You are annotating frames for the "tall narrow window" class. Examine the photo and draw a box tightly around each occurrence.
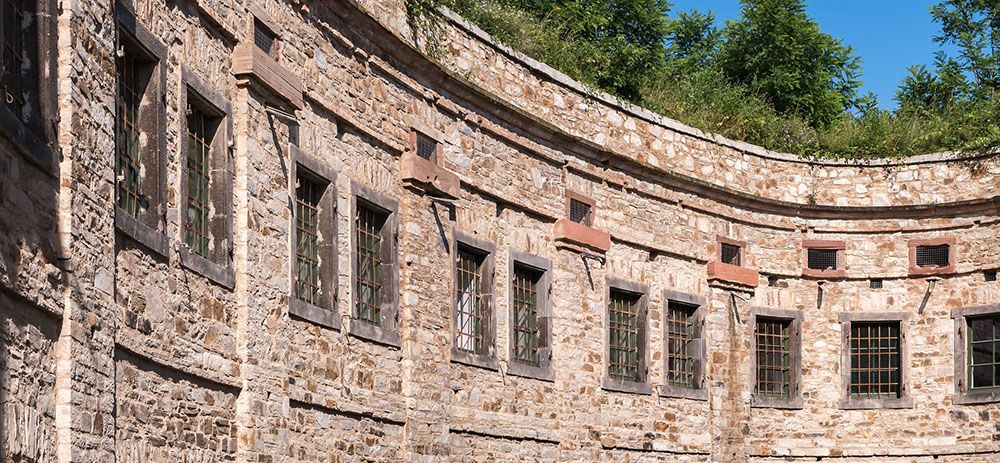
[116,50,144,219]
[665,302,697,388]
[294,175,323,305]
[968,315,1000,392]
[355,201,387,326]
[455,247,488,354]
[755,318,792,399]
[511,264,542,366]
[849,322,901,400]
[608,289,642,382]
[185,105,215,258]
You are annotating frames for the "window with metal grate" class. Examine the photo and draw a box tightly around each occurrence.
[915,244,950,268]
[869,279,883,289]
[415,132,438,161]
[807,248,838,270]
[569,198,592,226]
[849,322,902,400]
[665,301,697,388]
[986,270,997,282]
[254,19,277,57]
[355,201,388,326]
[721,243,741,266]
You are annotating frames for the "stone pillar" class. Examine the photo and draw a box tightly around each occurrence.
[707,282,754,463]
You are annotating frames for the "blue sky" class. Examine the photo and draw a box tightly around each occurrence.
[667,0,953,109]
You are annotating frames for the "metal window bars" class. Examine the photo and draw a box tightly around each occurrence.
[968,315,1000,391]
[569,198,592,226]
[915,244,950,267]
[849,322,901,399]
[755,317,792,399]
[116,49,143,219]
[455,248,487,354]
[807,248,838,270]
[608,290,641,382]
[295,175,324,305]
[415,132,438,161]
[665,302,696,388]
[185,106,212,257]
[355,203,385,326]
[253,19,277,56]
[2,0,24,115]
[511,265,541,366]
[721,243,741,266]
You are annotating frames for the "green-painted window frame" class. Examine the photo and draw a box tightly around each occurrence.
[968,314,1000,394]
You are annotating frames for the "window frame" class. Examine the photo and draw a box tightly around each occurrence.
[409,123,444,165]
[717,236,745,267]
[952,303,1000,405]
[0,0,57,173]
[348,181,399,347]
[838,312,913,410]
[602,277,650,395]
[287,146,338,330]
[248,4,282,60]
[659,289,708,400]
[506,250,553,381]
[177,66,234,289]
[908,236,957,276]
[450,230,497,370]
[801,239,846,279]
[114,2,169,257]
[565,190,596,227]
[750,307,803,409]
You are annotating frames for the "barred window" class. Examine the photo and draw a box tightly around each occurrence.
[511,264,542,366]
[294,175,324,305]
[569,198,592,226]
[355,201,387,326]
[253,19,277,56]
[415,132,438,161]
[915,244,950,268]
[755,318,793,399]
[608,289,642,382]
[2,0,25,115]
[116,50,143,219]
[665,301,697,388]
[455,247,489,354]
[721,242,741,266]
[184,104,216,258]
[807,248,839,270]
[849,322,902,400]
[969,315,1000,392]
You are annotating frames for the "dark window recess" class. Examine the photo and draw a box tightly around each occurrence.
[608,289,641,382]
[2,0,26,115]
[569,198,592,226]
[968,315,1000,392]
[355,201,387,326]
[985,270,997,282]
[415,132,438,161]
[455,247,489,355]
[253,19,277,56]
[184,103,220,258]
[721,243,741,266]
[116,47,146,219]
[755,318,793,399]
[511,264,542,366]
[915,244,950,268]
[294,175,324,305]
[849,322,901,400]
[807,248,838,270]
[869,279,883,290]
[665,301,697,388]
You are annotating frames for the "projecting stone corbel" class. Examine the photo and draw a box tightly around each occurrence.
[706,236,759,287]
[399,124,460,198]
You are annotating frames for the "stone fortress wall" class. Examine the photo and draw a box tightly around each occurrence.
[0,0,998,461]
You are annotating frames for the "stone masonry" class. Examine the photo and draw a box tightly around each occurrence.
[1,0,999,462]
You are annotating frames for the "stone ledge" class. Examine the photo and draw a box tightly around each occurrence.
[400,152,460,198]
[232,42,303,109]
[553,219,611,253]
[707,261,759,287]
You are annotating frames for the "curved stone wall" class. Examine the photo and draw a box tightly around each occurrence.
[0,0,997,462]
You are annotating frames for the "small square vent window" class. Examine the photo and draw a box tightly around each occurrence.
[569,198,592,226]
[869,279,883,289]
[915,244,950,268]
[986,270,997,282]
[721,243,741,266]
[807,248,838,271]
[415,132,438,161]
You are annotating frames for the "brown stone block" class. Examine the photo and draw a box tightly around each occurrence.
[553,218,611,252]
[232,43,304,109]
[707,261,759,287]
[399,153,460,199]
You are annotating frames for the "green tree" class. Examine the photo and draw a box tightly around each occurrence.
[896,55,970,113]
[663,10,722,75]
[718,0,863,127]
[928,0,999,98]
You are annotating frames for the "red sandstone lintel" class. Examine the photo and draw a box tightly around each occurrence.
[400,153,460,199]
[707,261,759,287]
[232,43,304,109]
[553,218,611,253]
